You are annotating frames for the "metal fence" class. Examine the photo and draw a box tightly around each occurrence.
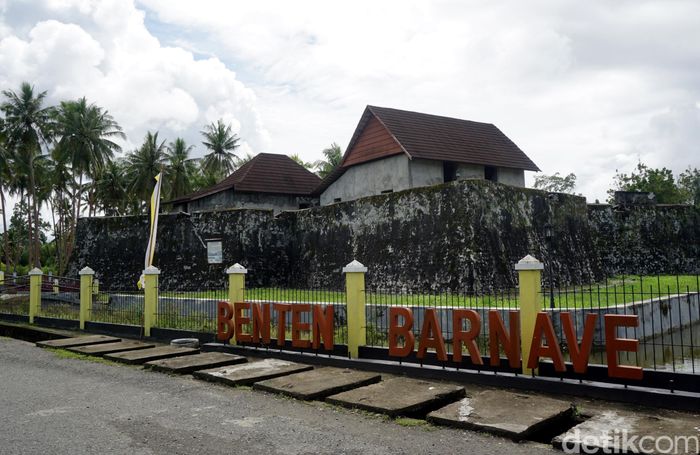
[90,285,145,326]
[154,288,226,332]
[0,275,30,315]
[544,273,700,374]
[245,286,348,349]
[38,275,81,320]
[364,287,520,358]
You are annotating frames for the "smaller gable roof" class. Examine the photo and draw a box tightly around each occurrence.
[168,153,321,204]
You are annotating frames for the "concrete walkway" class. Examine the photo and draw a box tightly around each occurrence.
[28,334,700,453]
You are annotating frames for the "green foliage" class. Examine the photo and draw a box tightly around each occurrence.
[678,167,700,207]
[533,172,577,193]
[289,153,314,169]
[200,119,240,181]
[609,162,685,204]
[314,142,342,178]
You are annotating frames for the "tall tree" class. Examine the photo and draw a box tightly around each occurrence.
[533,172,577,194]
[678,167,700,207]
[0,118,10,271]
[609,162,685,204]
[165,138,197,199]
[289,153,314,169]
[200,119,239,181]
[314,142,343,178]
[1,82,54,267]
[125,131,167,211]
[94,159,128,216]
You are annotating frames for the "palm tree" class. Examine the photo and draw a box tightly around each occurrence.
[54,97,125,219]
[289,153,314,169]
[1,82,54,266]
[125,131,167,211]
[314,142,343,178]
[165,138,197,199]
[0,118,11,272]
[94,159,128,216]
[200,119,240,181]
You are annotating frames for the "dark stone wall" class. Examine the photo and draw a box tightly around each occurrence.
[67,180,699,291]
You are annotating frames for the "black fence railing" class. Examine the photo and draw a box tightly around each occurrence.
[244,287,348,350]
[155,288,226,333]
[39,275,81,320]
[0,275,30,315]
[364,288,520,359]
[90,286,145,326]
[544,273,700,374]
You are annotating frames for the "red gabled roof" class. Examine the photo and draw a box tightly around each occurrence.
[168,153,321,204]
[314,105,540,195]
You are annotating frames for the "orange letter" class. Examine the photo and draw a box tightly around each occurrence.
[453,309,483,364]
[251,303,271,345]
[605,314,643,380]
[216,301,234,341]
[291,304,311,348]
[527,312,565,372]
[274,303,291,347]
[488,310,521,368]
[561,312,597,374]
[234,301,252,343]
[388,307,415,357]
[312,305,335,351]
[417,309,447,361]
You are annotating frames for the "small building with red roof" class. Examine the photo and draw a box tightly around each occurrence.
[167,153,321,213]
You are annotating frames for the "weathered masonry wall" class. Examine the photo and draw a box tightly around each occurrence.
[68,180,700,291]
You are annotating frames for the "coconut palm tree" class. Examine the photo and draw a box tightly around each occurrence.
[200,119,239,181]
[314,142,343,178]
[0,119,11,272]
[165,138,197,199]
[94,159,128,216]
[1,82,54,266]
[125,131,167,211]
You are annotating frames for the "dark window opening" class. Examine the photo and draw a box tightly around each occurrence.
[381,189,393,194]
[443,161,458,183]
[485,166,498,182]
[298,203,311,209]
[333,198,342,203]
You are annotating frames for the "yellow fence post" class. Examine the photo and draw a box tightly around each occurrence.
[79,267,95,330]
[344,260,367,359]
[515,254,544,375]
[143,266,160,337]
[28,267,43,324]
[0,270,4,286]
[93,278,99,296]
[226,263,247,346]
[53,279,59,295]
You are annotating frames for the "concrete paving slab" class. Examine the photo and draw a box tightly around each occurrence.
[145,352,247,374]
[253,368,382,400]
[194,358,314,387]
[36,335,120,348]
[66,340,154,356]
[326,377,465,418]
[427,389,575,440]
[104,346,200,365]
[553,410,700,454]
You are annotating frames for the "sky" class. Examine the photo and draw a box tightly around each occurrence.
[0,0,699,204]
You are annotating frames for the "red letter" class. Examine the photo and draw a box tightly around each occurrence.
[605,314,643,380]
[274,303,291,347]
[561,312,597,374]
[417,309,447,361]
[234,301,252,343]
[488,310,521,368]
[527,312,565,372]
[217,301,234,342]
[251,303,271,345]
[453,309,483,364]
[312,305,334,351]
[388,307,415,357]
[291,304,311,348]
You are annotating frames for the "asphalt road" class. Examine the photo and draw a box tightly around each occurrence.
[0,337,556,455]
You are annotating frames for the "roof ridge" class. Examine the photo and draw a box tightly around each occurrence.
[368,105,495,127]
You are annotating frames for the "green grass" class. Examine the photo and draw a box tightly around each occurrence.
[46,347,121,366]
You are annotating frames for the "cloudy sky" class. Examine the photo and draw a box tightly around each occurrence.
[1,0,698,202]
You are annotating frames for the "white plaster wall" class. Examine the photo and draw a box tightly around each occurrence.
[497,167,525,187]
[320,154,411,205]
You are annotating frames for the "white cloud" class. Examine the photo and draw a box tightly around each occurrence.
[0,0,698,204]
[0,0,269,156]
